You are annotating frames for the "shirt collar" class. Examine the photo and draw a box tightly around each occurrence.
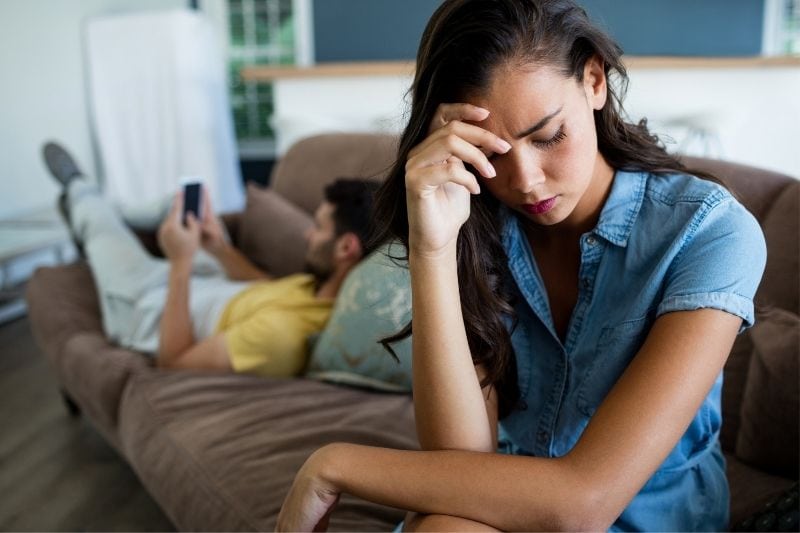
[592,169,648,247]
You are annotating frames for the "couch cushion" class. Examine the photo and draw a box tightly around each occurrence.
[307,241,413,391]
[269,133,396,215]
[118,372,417,532]
[758,181,800,314]
[239,183,313,277]
[721,331,755,452]
[726,453,797,527]
[736,308,800,478]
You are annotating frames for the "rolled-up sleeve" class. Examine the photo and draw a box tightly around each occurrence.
[657,197,767,331]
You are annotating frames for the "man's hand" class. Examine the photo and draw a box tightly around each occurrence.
[199,187,229,255]
[158,192,201,263]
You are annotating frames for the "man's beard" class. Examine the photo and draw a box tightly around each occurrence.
[303,239,335,285]
[303,260,333,286]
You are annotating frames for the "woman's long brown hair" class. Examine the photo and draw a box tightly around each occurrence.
[372,0,712,418]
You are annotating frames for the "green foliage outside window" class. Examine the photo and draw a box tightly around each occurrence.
[786,0,800,54]
[227,0,295,142]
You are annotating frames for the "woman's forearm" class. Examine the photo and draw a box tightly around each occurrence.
[409,246,494,451]
[157,259,195,366]
[319,443,602,531]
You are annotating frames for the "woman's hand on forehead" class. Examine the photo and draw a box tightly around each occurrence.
[403,102,513,255]
[408,103,512,177]
[427,103,491,134]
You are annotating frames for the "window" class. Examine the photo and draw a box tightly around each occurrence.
[763,0,800,55]
[785,0,800,53]
[226,0,311,156]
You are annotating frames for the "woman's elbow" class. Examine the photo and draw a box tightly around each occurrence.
[553,482,618,531]
[536,463,619,531]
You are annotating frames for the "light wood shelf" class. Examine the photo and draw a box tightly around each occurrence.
[241,56,800,81]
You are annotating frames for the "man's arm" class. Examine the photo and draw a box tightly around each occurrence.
[161,332,232,370]
[157,257,195,366]
[155,256,233,369]
[207,241,272,281]
[199,188,272,281]
[155,192,232,370]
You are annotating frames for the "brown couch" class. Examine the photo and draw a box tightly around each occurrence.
[26,133,798,531]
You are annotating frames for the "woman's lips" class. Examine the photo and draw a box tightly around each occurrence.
[522,196,558,215]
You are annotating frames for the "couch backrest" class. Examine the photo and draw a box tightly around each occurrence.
[268,133,399,215]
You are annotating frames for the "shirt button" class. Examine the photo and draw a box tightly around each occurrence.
[537,430,549,443]
[586,236,597,246]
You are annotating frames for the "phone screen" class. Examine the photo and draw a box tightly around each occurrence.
[182,182,201,226]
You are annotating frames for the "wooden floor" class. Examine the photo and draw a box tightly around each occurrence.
[0,315,175,532]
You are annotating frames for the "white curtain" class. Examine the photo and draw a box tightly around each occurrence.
[85,9,244,214]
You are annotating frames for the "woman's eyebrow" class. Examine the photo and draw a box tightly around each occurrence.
[513,106,563,139]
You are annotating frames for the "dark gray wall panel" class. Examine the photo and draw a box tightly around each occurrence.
[579,0,764,56]
[313,0,440,62]
[313,0,764,62]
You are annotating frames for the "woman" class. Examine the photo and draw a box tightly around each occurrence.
[277,0,766,530]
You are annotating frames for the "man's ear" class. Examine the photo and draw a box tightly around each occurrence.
[336,232,364,262]
[583,54,607,111]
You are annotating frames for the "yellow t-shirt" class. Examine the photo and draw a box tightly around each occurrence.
[215,273,333,377]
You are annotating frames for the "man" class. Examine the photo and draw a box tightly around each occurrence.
[42,142,378,377]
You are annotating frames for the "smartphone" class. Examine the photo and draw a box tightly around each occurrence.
[182,181,202,226]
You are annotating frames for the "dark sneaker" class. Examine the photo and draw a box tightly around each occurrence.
[42,142,84,187]
[58,191,85,258]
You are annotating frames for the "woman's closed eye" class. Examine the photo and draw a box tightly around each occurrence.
[486,126,567,161]
[533,126,567,149]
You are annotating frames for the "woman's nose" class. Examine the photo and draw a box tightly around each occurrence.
[505,153,545,194]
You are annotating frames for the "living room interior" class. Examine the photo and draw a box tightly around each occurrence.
[1,0,798,531]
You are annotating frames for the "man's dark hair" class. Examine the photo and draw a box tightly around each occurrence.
[324,178,381,256]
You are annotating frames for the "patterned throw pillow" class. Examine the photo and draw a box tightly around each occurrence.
[306,242,412,391]
[732,482,799,532]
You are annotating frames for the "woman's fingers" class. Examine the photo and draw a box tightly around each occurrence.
[407,158,481,195]
[407,129,503,179]
[427,103,490,134]
[409,121,511,171]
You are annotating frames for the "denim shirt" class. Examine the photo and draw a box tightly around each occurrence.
[497,170,766,531]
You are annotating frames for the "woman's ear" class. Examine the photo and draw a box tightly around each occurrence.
[583,55,608,111]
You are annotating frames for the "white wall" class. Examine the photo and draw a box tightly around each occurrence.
[624,67,800,178]
[0,0,185,220]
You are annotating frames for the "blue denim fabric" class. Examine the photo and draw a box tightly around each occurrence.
[497,170,766,531]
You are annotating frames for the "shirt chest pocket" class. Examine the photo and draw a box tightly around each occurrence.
[576,315,652,417]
